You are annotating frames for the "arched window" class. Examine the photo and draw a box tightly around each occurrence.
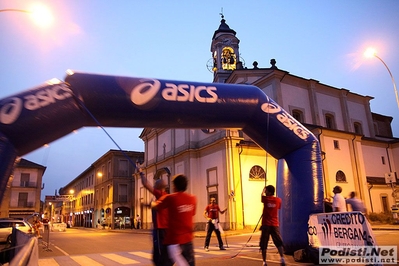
[292,109,304,123]
[354,122,363,135]
[249,165,266,180]
[335,170,346,182]
[325,114,336,129]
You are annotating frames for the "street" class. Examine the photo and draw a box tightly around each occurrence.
[1,227,398,265]
[36,227,399,265]
[36,228,295,266]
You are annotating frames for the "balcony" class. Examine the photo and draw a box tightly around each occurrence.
[18,181,37,188]
[9,202,35,208]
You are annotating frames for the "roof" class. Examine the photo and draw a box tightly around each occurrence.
[16,158,46,170]
[367,176,398,185]
[212,17,236,39]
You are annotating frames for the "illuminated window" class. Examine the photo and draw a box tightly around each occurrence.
[249,165,266,180]
[221,47,236,70]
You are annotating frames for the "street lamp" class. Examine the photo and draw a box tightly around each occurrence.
[0,4,53,27]
[364,48,399,110]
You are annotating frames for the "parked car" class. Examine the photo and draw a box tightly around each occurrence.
[0,218,33,243]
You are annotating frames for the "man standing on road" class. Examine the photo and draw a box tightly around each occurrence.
[260,185,285,266]
[332,186,347,212]
[203,197,227,251]
[139,169,173,266]
[152,174,197,266]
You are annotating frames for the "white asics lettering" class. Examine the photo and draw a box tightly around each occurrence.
[0,84,72,125]
[162,83,218,103]
[261,102,310,140]
[130,79,218,106]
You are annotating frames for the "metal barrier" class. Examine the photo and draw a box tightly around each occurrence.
[0,228,38,266]
[9,236,38,266]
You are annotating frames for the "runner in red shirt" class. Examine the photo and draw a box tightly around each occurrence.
[203,198,227,251]
[260,185,285,266]
[140,168,173,266]
[152,174,197,266]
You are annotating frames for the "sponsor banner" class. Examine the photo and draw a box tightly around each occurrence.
[319,245,397,265]
[308,211,377,247]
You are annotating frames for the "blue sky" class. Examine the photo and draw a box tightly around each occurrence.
[1,0,398,199]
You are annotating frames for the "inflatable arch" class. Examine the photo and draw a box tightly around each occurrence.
[0,71,324,252]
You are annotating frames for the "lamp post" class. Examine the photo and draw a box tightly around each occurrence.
[364,48,399,110]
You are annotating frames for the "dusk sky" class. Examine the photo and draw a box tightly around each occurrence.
[1,0,398,199]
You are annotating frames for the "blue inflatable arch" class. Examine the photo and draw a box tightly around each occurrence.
[0,71,324,252]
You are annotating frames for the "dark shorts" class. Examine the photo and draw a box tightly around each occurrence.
[259,225,284,250]
[152,228,173,266]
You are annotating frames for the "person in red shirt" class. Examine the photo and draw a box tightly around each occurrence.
[152,174,197,266]
[203,197,227,251]
[140,169,173,266]
[260,185,285,266]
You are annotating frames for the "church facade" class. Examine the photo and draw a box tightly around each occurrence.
[135,16,399,231]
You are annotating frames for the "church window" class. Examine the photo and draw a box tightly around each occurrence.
[325,113,336,129]
[335,170,347,182]
[292,109,304,123]
[354,122,363,135]
[249,165,266,180]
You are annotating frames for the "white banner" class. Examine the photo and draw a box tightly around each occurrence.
[308,211,378,247]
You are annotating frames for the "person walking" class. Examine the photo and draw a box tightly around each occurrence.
[260,185,285,266]
[130,216,136,229]
[332,186,347,212]
[136,214,141,229]
[152,174,197,266]
[203,197,227,251]
[140,169,173,266]
[346,191,366,213]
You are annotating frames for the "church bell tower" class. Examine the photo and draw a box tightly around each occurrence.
[208,14,242,83]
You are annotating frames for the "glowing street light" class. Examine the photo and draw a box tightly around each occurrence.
[364,48,399,110]
[0,4,54,28]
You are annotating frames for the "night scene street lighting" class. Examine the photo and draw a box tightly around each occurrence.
[364,47,399,110]
[0,4,54,27]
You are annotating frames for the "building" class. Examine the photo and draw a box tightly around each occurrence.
[51,149,144,229]
[0,158,45,218]
[135,16,399,233]
[52,16,399,237]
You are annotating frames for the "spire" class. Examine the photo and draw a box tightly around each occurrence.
[212,14,236,39]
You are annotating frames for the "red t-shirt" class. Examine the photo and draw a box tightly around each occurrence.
[261,195,281,226]
[205,204,221,219]
[153,189,168,229]
[156,192,197,245]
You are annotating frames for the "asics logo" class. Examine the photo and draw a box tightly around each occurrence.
[261,102,310,140]
[0,84,72,125]
[130,79,218,106]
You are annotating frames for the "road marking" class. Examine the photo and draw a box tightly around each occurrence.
[101,253,140,264]
[38,258,59,266]
[53,245,69,256]
[194,248,229,254]
[71,255,103,265]
[129,251,152,259]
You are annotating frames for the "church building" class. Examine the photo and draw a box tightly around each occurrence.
[135,15,399,233]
